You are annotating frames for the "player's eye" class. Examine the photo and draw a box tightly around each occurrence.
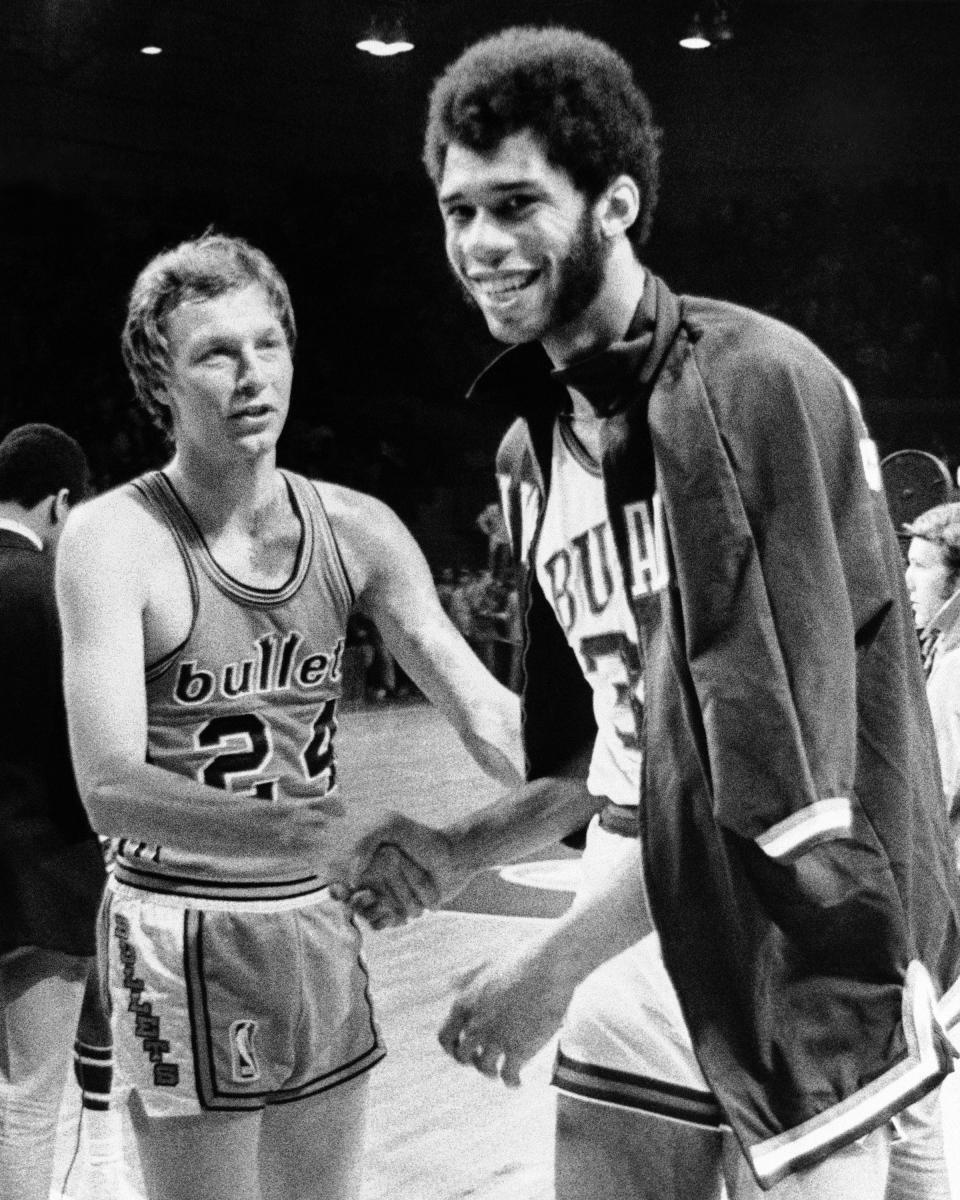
[500,195,534,216]
[444,204,474,224]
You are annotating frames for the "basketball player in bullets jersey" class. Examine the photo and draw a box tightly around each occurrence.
[55,232,522,1200]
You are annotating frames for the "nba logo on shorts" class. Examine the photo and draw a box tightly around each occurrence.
[230,1019,260,1082]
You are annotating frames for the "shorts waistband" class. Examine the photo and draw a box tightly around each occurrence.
[597,801,639,839]
[110,861,329,911]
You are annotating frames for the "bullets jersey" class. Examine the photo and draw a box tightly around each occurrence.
[115,470,352,900]
[535,419,652,804]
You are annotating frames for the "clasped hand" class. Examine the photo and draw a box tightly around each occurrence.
[328,811,460,928]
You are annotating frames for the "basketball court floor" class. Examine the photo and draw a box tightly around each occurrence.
[51,700,960,1199]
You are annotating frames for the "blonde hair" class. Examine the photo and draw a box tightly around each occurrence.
[121,231,295,431]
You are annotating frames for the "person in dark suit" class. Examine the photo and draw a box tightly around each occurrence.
[0,423,110,1200]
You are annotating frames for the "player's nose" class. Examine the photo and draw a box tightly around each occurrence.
[460,211,514,263]
[236,345,268,393]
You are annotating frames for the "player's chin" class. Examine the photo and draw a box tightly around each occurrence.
[230,427,282,456]
[480,310,543,346]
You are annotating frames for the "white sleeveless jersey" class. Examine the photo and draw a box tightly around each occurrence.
[534,421,646,805]
[115,470,352,901]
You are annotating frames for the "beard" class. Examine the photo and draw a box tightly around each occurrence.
[545,206,608,331]
[449,206,609,338]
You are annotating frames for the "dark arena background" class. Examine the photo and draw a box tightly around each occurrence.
[2,1,959,1196]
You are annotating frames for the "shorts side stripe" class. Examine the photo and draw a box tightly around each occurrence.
[552,1048,725,1128]
[184,909,224,1109]
[185,908,385,1111]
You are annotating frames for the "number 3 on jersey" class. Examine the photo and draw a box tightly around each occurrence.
[195,699,338,801]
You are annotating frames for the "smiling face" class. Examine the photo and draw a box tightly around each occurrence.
[160,283,293,466]
[438,130,610,351]
[905,536,960,630]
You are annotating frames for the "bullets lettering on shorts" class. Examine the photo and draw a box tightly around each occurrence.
[114,913,180,1087]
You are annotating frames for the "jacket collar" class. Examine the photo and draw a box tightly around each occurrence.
[927,587,960,655]
[468,271,684,419]
[0,517,43,550]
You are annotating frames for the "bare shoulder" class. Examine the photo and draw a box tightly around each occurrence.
[63,482,168,565]
[314,480,402,538]
[58,480,184,622]
[314,480,412,560]
[312,480,427,601]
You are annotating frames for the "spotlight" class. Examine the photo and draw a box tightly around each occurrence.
[356,36,413,56]
[679,14,711,50]
[357,9,413,56]
[140,45,163,55]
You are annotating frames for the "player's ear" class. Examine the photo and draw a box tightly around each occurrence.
[595,175,640,241]
[50,487,71,525]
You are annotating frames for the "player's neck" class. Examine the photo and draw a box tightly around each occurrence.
[0,499,51,544]
[164,449,286,537]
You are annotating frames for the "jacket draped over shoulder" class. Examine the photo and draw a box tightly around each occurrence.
[478,273,960,1188]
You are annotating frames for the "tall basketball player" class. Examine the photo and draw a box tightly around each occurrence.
[54,232,521,1200]
[336,25,960,1200]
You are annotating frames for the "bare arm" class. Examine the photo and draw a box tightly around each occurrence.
[439,837,652,1086]
[321,483,523,786]
[334,763,602,925]
[56,496,323,866]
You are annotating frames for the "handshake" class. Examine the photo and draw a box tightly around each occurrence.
[328,812,470,929]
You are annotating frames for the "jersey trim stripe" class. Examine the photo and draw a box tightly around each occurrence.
[130,473,201,679]
[755,796,852,861]
[112,862,325,908]
[156,470,314,608]
[748,961,954,1186]
[556,416,603,476]
[309,480,356,609]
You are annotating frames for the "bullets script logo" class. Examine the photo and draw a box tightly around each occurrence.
[230,1019,260,1082]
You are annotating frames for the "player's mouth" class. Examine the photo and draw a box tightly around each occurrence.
[230,404,272,422]
[468,269,540,308]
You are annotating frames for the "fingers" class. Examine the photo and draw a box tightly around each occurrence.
[337,843,443,929]
[361,845,421,917]
[438,997,471,1059]
[438,956,554,1089]
[438,1012,522,1087]
[359,844,433,916]
[378,842,441,909]
[470,1043,504,1078]
[500,1053,523,1089]
[364,815,453,895]
[347,888,406,930]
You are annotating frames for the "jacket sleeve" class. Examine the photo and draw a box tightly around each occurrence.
[655,322,893,857]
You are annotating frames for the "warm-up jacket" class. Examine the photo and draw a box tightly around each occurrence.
[474,272,960,1188]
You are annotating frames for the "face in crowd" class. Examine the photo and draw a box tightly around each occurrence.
[905,536,960,630]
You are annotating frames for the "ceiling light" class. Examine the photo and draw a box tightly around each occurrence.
[356,37,413,56]
[140,45,163,55]
[357,9,413,56]
[679,15,711,50]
